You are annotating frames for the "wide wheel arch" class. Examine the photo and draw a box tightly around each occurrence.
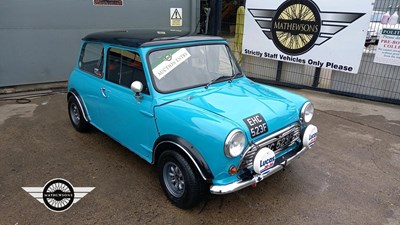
[67,89,89,122]
[152,135,214,182]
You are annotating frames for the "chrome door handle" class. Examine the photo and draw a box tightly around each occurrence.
[100,87,107,98]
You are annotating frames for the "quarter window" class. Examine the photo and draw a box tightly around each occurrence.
[79,43,104,77]
[106,48,149,94]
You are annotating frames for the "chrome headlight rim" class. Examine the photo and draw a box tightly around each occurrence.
[224,129,246,158]
[300,102,314,123]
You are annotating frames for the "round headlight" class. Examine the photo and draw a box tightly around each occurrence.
[301,102,314,123]
[224,130,246,158]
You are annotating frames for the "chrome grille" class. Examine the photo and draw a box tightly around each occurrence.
[239,124,301,170]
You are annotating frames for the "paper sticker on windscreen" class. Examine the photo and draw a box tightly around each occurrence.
[152,48,191,80]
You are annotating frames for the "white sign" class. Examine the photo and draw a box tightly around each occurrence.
[243,0,373,73]
[374,29,400,66]
[152,48,191,80]
[170,8,183,27]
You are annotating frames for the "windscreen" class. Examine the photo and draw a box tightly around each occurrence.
[149,44,241,93]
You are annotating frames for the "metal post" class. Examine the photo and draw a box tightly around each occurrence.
[312,67,321,87]
[276,61,283,82]
[204,8,211,34]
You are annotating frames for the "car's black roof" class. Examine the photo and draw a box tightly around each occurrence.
[82,30,225,47]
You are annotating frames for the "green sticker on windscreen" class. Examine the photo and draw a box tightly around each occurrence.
[152,48,191,80]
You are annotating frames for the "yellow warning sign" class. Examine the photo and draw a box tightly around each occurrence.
[170,8,182,27]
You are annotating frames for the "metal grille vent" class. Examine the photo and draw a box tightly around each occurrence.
[239,124,301,170]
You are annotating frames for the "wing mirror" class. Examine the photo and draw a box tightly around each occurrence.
[130,81,143,98]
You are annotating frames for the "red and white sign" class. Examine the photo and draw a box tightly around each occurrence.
[93,0,123,6]
[374,29,400,66]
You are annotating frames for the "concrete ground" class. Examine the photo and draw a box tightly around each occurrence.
[0,88,399,225]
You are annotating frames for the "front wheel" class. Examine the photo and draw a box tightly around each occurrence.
[158,150,207,209]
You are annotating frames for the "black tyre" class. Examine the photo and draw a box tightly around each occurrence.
[68,96,91,132]
[158,150,207,209]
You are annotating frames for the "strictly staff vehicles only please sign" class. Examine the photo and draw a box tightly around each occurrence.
[242,0,373,73]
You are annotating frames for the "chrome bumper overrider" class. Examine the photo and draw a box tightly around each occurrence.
[210,146,308,195]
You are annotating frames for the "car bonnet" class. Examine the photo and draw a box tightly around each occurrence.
[160,78,306,141]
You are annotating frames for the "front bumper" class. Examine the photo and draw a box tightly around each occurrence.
[210,145,309,195]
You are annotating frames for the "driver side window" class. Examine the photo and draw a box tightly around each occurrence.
[106,48,149,95]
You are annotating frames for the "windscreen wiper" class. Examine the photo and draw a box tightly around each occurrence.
[228,71,242,83]
[205,75,231,89]
[225,46,241,83]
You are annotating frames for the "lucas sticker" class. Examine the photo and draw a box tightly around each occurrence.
[253,148,275,174]
[302,124,318,149]
[152,48,191,80]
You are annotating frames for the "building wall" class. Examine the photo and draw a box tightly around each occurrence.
[0,0,199,87]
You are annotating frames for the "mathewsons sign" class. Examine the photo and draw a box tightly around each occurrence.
[243,0,373,73]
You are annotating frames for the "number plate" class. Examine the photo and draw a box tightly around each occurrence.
[243,113,268,138]
[266,133,294,152]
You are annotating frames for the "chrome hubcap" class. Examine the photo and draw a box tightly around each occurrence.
[69,103,80,125]
[163,162,185,197]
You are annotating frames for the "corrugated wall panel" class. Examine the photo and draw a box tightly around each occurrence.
[0,0,199,87]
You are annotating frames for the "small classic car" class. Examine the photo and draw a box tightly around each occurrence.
[67,30,318,209]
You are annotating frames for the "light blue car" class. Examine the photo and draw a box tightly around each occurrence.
[67,30,318,209]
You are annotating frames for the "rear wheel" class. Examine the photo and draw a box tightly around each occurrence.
[68,96,91,132]
[158,150,207,209]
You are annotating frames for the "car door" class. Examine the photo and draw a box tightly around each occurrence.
[75,42,106,127]
[98,47,158,162]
